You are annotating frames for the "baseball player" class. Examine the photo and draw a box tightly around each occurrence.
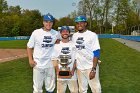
[72,15,101,93]
[52,26,78,93]
[27,13,61,93]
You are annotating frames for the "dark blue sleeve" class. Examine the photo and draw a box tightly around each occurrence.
[93,49,100,58]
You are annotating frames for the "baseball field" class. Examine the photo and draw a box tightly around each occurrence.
[0,38,140,93]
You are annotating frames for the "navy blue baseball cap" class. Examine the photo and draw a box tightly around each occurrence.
[60,26,70,33]
[43,13,54,22]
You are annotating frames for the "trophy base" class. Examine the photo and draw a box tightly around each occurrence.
[58,70,71,79]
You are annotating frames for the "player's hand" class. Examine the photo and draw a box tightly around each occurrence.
[29,60,37,67]
[70,70,74,76]
[55,39,60,44]
[89,71,96,80]
[56,69,60,75]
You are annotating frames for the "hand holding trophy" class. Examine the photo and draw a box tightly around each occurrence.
[58,55,72,78]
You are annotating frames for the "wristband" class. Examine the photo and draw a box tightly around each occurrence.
[91,67,96,73]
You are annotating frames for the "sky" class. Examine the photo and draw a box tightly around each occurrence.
[6,0,80,19]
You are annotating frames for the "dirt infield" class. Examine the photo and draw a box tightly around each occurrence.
[0,49,27,63]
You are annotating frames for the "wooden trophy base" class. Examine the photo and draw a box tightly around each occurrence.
[58,70,71,79]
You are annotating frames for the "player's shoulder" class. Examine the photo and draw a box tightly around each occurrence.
[69,41,74,44]
[68,41,75,47]
[54,43,59,48]
[50,29,59,34]
[54,41,63,47]
[86,30,98,36]
[51,29,57,32]
[30,28,43,36]
[54,43,62,51]
[32,28,43,33]
[86,30,96,34]
[72,32,79,38]
[73,31,79,35]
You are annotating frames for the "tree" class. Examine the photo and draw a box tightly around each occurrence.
[11,23,20,36]
[114,0,131,34]
[77,0,87,16]
[57,17,75,27]
[77,0,113,33]
[0,0,8,13]
[8,5,21,15]
[78,0,95,29]
[20,9,42,36]
[132,0,140,17]
[68,10,77,19]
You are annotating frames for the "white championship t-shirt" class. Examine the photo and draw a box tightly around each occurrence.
[72,30,100,70]
[27,28,60,68]
[52,41,77,80]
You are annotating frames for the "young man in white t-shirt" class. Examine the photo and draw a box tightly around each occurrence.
[52,26,78,93]
[72,15,101,93]
[27,13,60,93]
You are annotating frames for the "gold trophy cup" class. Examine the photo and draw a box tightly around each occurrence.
[58,55,71,78]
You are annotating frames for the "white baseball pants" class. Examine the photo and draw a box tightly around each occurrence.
[57,79,79,93]
[33,67,55,93]
[77,65,101,93]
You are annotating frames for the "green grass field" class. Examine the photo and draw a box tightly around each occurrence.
[0,39,140,93]
[0,40,28,49]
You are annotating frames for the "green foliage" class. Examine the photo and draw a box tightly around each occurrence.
[53,17,75,30]
[58,17,75,27]
[0,0,140,36]
[18,9,42,36]
[11,23,20,36]
[8,5,21,15]
[0,0,8,13]
[0,4,42,36]
[127,10,139,27]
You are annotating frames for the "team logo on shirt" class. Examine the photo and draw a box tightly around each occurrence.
[42,36,53,47]
[76,37,85,50]
[61,47,70,54]
[43,36,52,43]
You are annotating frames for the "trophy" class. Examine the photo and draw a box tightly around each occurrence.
[58,55,72,78]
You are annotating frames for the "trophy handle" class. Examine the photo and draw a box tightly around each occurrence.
[67,61,72,65]
[67,56,72,65]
